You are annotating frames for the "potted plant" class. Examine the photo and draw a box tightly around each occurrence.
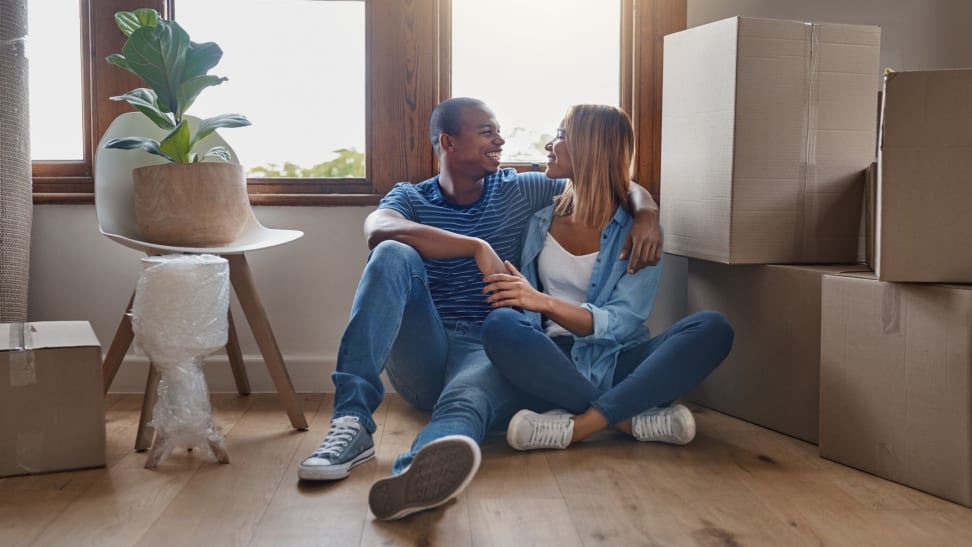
[104,7,252,246]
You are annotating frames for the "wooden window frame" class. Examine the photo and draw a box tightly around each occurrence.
[32,0,684,206]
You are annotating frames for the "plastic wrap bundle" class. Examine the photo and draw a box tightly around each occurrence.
[131,254,231,468]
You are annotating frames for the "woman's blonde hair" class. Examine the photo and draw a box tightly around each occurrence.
[553,104,635,228]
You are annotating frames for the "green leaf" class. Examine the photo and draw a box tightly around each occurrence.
[184,41,222,81]
[175,74,227,120]
[114,8,160,37]
[123,22,190,115]
[105,53,131,72]
[109,89,175,129]
[159,120,192,163]
[192,114,251,148]
[203,146,232,162]
[103,137,174,162]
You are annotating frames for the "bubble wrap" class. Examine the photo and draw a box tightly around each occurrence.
[130,254,231,467]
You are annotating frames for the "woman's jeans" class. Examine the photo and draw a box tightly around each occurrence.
[330,241,544,474]
[481,307,734,425]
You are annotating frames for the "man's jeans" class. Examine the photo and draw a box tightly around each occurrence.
[481,308,734,424]
[331,241,543,474]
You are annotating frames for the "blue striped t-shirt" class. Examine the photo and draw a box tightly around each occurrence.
[379,168,566,324]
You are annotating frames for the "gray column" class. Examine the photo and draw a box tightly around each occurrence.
[0,0,32,322]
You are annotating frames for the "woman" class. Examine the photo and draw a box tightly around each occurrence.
[481,104,733,450]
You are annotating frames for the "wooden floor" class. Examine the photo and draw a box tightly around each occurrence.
[2,394,971,547]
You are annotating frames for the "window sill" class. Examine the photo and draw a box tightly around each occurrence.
[32,175,383,206]
[32,192,382,207]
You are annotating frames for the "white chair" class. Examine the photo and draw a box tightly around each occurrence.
[96,112,308,450]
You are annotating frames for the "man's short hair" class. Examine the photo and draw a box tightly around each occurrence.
[429,97,487,155]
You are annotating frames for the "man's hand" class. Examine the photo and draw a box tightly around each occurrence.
[620,209,662,273]
[473,239,506,276]
[483,261,548,312]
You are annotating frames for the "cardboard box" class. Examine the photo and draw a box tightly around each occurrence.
[686,260,864,443]
[660,17,880,264]
[820,273,972,507]
[1,321,105,477]
[876,68,972,282]
[820,274,972,506]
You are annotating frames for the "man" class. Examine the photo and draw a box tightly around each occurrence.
[298,98,662,520]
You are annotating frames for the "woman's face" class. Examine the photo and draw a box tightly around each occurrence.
[544,124,573,179]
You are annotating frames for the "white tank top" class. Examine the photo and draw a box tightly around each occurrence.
[537,232,597,337]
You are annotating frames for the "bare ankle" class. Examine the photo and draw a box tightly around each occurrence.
[570,409,610,442]
[613,418,633,436]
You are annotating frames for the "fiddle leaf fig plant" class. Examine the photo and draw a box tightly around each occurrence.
[104,8,250,163]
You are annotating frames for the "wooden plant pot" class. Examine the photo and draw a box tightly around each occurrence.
[133,162,249,247]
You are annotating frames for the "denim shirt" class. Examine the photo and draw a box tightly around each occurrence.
[518,205,663,391]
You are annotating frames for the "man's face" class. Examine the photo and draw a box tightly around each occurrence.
[444,105,505,178]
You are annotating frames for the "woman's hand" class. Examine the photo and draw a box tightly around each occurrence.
[621,209,662,273]
[483,261,549,312]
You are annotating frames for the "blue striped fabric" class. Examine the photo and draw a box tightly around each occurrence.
[379,168,565,324]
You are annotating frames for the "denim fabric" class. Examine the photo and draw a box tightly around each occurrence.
[329,240,546,475]
[482,308,734,425]
[391,321,548,474]
[517,205,662,390]
[331,241,449,433]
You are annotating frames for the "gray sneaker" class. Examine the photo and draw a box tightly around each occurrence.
[298,416,375,481]
[631,404,696,445]
[506,409,574,451]
[368,435,481,520]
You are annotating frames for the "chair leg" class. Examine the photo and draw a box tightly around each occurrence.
[226,309,251,395]
[226,254,308,430]
[135,363,161,452]
[103,291,136,394]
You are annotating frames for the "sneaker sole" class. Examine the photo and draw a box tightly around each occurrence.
[368,435,481,520]
[298,445,376,481]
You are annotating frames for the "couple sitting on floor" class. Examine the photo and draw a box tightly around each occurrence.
[297,97,734,521]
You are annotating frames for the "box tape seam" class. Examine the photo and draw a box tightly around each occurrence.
[8,322,36,386]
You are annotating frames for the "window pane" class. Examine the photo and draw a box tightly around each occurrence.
[28,0,84,161]
[452,0,621,163]
[176,0,365,178]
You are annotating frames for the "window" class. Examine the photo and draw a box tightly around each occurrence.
[30,0,684,204]
[451,0,621,164]
[174,1,366,180]
[28,0,84,161]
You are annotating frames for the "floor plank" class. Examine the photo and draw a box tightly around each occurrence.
[247,394,386,547]
[2,395,972,547]
[23,394,253,547]
[133,394,317,547]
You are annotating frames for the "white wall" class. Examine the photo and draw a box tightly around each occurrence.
[29,205,372,393]
[28,0,967,393]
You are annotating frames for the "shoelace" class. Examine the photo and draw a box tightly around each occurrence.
[528,416,571,447]
[312,418,360,457]
[635,412,673,440]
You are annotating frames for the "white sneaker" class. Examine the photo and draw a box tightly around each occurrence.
[631,404,696,445]
[506,409,574,451]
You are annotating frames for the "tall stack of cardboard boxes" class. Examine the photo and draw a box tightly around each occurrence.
[818,68,972,507]
[661,16,971,507]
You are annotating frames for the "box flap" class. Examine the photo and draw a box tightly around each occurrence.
[0,322,100,352]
